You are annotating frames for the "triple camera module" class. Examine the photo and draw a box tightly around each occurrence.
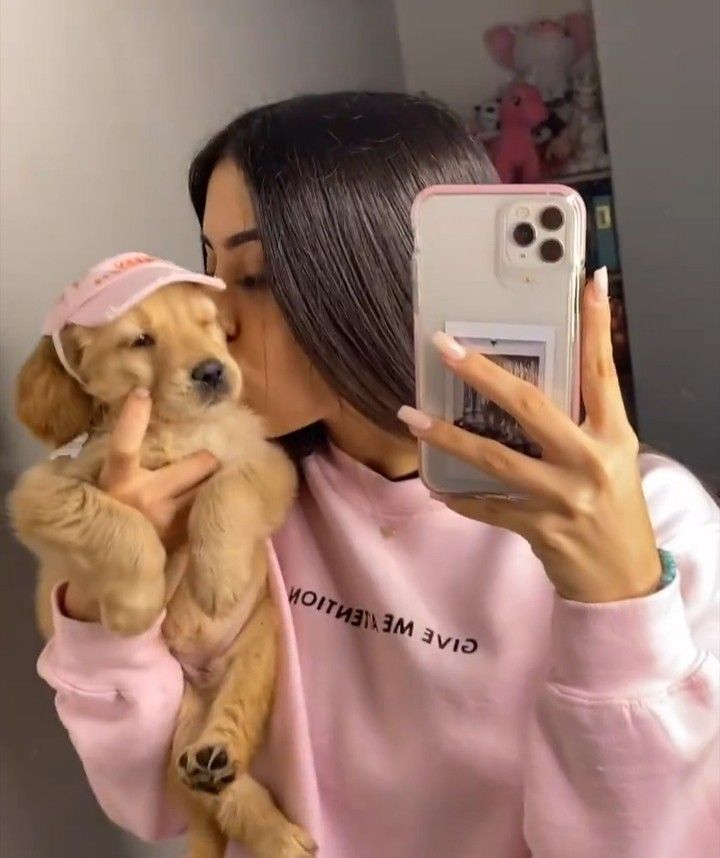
[511,205,565,263]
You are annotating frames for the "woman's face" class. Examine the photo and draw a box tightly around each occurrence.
[201,158,336,437]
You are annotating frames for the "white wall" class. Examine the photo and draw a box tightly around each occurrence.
[0,2,402,856]
[393,0,591,117]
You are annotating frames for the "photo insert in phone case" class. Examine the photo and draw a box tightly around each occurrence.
[445,322,556,459]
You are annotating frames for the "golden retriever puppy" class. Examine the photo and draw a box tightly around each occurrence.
[9,255,315,858]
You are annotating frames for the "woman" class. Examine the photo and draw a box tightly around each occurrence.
[38,93,719,857]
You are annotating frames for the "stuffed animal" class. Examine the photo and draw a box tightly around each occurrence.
[546,72,610,172]
[488,82,548,183]
[472,98,501,142]
[484,14,593,103]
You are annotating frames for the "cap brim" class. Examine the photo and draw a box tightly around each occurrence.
[48,271,226,331]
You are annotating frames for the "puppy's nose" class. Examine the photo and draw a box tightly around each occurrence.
[191,359,226,391]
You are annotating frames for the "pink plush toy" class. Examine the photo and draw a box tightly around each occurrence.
[485,14,593,102]
[488,82,548,183]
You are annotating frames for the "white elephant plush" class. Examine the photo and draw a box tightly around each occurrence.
[484,14,593,103]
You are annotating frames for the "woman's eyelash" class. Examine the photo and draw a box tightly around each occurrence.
[237,274,267,289]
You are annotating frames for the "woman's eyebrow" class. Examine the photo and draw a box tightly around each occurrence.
[201,228,260,250]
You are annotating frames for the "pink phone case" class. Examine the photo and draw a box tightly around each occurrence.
[412,184,586,497]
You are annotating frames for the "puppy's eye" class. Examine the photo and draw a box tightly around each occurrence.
[131,333,155,348]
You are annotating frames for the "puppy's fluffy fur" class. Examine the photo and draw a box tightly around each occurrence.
[9,283,315,858]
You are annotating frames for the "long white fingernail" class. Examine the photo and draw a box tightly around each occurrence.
[133,387,150,399]
[593,267,609,301]
[432,331,466,361]
[397,405,433,433]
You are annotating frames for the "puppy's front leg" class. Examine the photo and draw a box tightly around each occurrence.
[10,462,166,636]
[186,471,268,618]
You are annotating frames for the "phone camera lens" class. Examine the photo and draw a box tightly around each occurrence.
[540,206,565,231]
[512,222,536,247]
[539,239,564,263]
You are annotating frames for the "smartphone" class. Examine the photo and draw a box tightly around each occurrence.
[412,184,586,497]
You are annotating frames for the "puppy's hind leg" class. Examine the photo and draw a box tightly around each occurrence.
[176,597,315,857]
[217,774,316,858]
[170,689,227,858]
[185,802,227,858]
[177,594,277,793]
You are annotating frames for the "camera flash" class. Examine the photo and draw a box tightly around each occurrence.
[517,206,530,218]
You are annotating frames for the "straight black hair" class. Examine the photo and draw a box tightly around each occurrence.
[189,91,496,459]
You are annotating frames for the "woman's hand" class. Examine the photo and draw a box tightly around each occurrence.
[98,389,218,552]
[64,389,218,622]
[399,268,661,603]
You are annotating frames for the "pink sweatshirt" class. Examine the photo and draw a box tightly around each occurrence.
[37,449,720,857]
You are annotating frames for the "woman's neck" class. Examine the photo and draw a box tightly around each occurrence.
[324,408,418,480]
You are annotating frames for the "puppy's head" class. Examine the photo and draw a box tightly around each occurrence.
[17,283,242,444]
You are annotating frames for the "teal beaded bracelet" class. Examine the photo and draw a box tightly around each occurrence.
[658,548,678,590]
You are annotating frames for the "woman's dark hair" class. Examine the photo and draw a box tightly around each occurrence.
[189,91,496,459]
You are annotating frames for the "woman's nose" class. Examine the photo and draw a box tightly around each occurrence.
[223,317,239,342]
[213,291,240,342]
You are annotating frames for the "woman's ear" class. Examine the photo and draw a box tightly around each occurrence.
[15,335,94,446]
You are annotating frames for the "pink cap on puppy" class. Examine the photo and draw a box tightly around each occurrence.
[42,252,226,384]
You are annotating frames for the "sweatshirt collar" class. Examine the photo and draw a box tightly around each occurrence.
[306,443,439,519]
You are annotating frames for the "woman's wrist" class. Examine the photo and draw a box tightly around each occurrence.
[61,582,101,623]
[555,549,668,604]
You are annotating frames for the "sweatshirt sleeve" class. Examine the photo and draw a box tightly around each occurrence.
[523,454,720,858]
[37,585,186,842]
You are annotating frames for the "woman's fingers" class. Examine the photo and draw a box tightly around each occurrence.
[102,388,152,484]
[432,332,588,460]
[101,388,217,502]
[154,451,219,498]
[158,490,198,553]
[173,487,201,512]
[398,406,563,499]
[580,268,630,435]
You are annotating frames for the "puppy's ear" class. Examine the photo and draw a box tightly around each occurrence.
[16,335,94,446]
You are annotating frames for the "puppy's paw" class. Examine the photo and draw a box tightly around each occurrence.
[99,583,164,636]
[178,743,236,795]
[187,547,244,617]
[99,567,166,636]
[99,599,163,637]
[276,825,317,858]
[96,531,166,635]
[254,823,317,858]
